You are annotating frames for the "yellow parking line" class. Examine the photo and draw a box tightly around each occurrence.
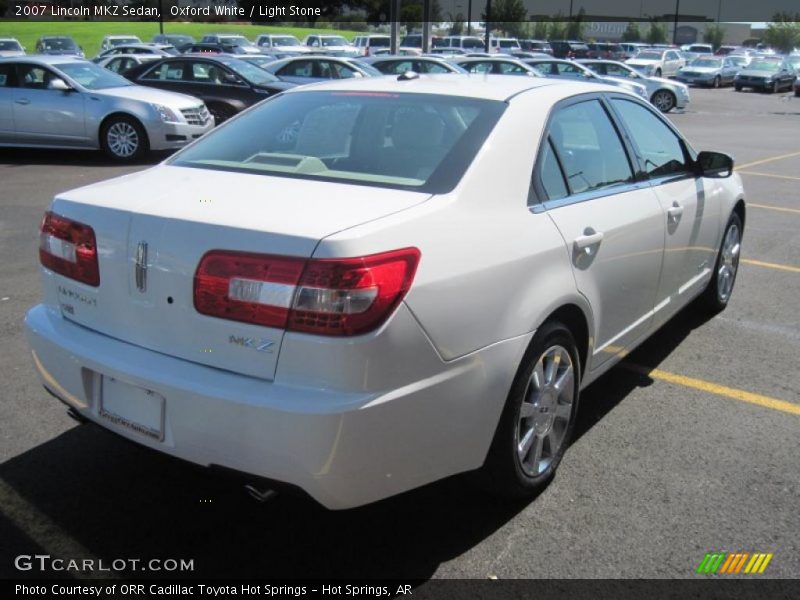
[749,203,800,215]
[623,364,800,416]
[0,478,116,580]
[736,151,800,170]
[738,171,800,182]
[742,258,800,273]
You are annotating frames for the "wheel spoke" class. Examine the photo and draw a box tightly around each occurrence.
[530,435,544,470]
[518,427,535,459]
[545,350,560,385]
[553,364,573,394]
[532,361,545,391]
[546,428,561,455]
[519,401,536,419]
[555,401,572,420]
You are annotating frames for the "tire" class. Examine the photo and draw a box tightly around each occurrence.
[651,89,676,113]
[795,89,800,97]
[769,81,778,94]
[712,75,721,89]
[481,321,581,497]
[734,85,742,92]
[208,103,237,125]
[100,115,148,161]
[697,212,742,314]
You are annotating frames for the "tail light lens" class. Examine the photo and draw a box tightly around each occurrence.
[194,248,420,336]
[39,211,100,286]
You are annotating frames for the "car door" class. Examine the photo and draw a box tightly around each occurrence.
[0,63,16,143]
[665,50,682,76]
[12,63,86,146]
[721,58,737,83]
[609,96,720,327]
[537,97,665,370]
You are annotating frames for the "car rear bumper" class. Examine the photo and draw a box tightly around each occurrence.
[25,303,529,509]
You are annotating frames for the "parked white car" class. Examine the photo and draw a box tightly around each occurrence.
[0,56,213,159]
[579,59,690,112]
[99,35,142,52]
[0,37,25,57]
[25,75,744,509]
[626,48,685,77]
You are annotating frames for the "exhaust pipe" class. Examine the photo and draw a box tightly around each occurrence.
[244,484,278,503]
[67,407,88,424]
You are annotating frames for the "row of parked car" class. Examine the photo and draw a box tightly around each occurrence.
[1,31,798,162]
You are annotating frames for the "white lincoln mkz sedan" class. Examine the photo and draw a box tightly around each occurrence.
[25,74,745,509]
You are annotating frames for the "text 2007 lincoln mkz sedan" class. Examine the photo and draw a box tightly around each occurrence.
[25,75,745,509]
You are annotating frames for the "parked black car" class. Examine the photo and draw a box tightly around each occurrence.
[124,56,295,124]
[548,40,590,59]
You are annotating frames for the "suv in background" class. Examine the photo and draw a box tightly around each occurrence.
[255,34,309,56]
[587,42,625,60]
[352,35,391,56]
[489,38,521,53]
[549,40,590,59]
[200,34,262,55]
[520,39,553,55]
[440,36,485,51]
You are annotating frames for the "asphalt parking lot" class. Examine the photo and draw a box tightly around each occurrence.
[0,85,798,580]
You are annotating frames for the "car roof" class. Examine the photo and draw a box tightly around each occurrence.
[282,73,569,101]
[0,55,87,66]
[38,36,76,41]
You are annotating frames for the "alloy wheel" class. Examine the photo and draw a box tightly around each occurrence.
[717,222,741,303]
[651,90,675,112]
[106,122,139,158]
[516,345,575,477]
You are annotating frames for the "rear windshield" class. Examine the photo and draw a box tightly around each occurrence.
[171,91,506,193]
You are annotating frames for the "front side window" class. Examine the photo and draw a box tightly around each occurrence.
[17,65,54,89]
[611,99,689,179]
[548,100,634,194]
[56,62,132,89]
[465,61,492,73]
[498,62,528,74]
[280,60,314,77]
[171,91,506,193]
[379,60,413,74]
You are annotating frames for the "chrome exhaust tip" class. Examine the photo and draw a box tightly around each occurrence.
[244,484,278,503]
[67,407,88,424]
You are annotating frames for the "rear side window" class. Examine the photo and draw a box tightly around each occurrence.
[538,140,569,200]
[171,91,506,193]
[548,100,634,194]
[611,99,689,178]
[144,61,185,81]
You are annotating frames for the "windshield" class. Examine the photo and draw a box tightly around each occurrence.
[219,58,280,84]
[41,38,78,51]
[691,58,723,68]
[321,37,349,47]
[57,62,132,89]
[635,51,663,60]
[111,38,139,46]
[220,36,253,47]
[748,61,780,71]
[0,40,22,51]
[272,36,300,46]
[171,91,505,193]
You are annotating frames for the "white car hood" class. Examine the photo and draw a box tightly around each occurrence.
[92,85,203,108]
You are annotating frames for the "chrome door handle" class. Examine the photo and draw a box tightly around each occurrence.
[667,202,684,222]
[574,229,604,254]
[15,98,30,105]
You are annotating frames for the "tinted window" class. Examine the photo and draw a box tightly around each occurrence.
[332,62,358,78]
[425,62,451,74]
[171,91,505,193]
[464,61,492,73]
[0,64,13,86]
[549,100,634,194]
[611,99,689,178]
[378,60,413,74]
[17,65,53,89]
[144,61,186,81]
[279,60,314,77]
[498,62,528,74]
[538,139,569,200]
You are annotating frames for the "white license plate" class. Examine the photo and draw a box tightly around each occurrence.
[99,377,165,441]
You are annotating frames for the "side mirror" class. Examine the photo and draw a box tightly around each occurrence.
[696,151,734,178]
[48,78,72,92]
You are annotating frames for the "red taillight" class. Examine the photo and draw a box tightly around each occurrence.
[39,211,99,286]
[194,248,420,336]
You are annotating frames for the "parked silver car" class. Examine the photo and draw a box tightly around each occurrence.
[579,59,690,112]
[0,56,213,160]
[523,58,650,102]
[676,57,739,88]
